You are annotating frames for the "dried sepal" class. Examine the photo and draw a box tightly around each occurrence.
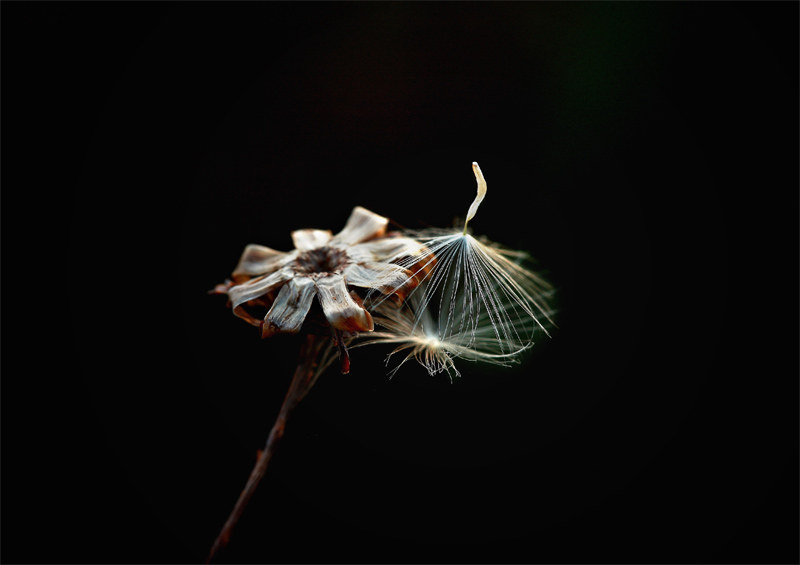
[229,266,294,327]
[232,244,292,280]
[292,229,333,251]
[346,236,426,264]
[261,276,317,338]
[344,262,417,301]
[329,206,388,246]
[314,275,374,332]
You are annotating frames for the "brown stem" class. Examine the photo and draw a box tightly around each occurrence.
[206,333,327,563]
[332,328,351,375]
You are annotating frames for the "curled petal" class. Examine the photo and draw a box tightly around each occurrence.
[261,276,317,338]
[292,229,332,251]
[344,262,418,300]
[229,267,294,326]
[347,236,426,263]
[314,274,374,332]
[232,244,293,278]
[329,206,388,247]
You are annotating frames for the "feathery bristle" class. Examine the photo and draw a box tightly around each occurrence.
[356,162,555,379]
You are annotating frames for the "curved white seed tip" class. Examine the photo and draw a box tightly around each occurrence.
[463,162,487,234]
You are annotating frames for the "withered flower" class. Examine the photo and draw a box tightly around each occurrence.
[207,164,554,563]
[206,206,425,562]
[213,206,424,369]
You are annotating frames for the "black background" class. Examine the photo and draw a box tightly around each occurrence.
[2,2,798,564]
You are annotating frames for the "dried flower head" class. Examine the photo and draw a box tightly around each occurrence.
[211,206,426,372]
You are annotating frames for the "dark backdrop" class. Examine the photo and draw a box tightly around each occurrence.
[3,2,798,564]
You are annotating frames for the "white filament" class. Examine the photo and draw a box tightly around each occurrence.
[360,228,555,379]
[355,163,555,380]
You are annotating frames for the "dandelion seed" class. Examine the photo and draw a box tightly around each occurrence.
[355,288,551,381]
[363,162,555,378]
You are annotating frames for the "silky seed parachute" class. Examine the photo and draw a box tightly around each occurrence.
[357,162,555,380]
[207,162,555,561]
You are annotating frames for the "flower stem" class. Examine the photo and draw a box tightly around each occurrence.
[206,332,327,563]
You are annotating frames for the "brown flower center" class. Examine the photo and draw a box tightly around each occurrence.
[293,246,349,277]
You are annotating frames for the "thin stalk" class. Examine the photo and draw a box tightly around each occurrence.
[463,161,487,235]
[206,332,327,563]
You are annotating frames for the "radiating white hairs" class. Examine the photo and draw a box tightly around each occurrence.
[354,162,555,380]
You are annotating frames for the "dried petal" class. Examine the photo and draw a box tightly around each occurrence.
[347,236,425,263]
[291,229,332,251]
[232,244,293,278]
[329,206,388,247]
[344,262,417,300]
[229,267,294,326]
[261,276,317,338]
[314,274,374,332]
